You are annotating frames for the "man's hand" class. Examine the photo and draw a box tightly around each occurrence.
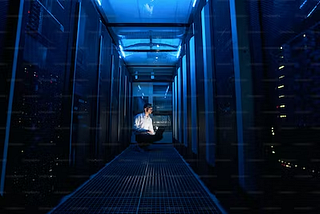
[147,130,155,135]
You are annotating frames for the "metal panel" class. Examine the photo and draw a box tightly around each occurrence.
[69,0,100,168]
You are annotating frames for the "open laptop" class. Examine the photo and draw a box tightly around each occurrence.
[156,126,165,135]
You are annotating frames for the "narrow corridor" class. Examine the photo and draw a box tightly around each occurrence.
[49,144,225,214]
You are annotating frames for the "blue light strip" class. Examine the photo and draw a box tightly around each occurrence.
[300,0,308,9]
[176,45,181,58]
[193,0,197,7]
[1,0,25,196]
[307,0,320,17]
[164,85,169,98]
[165,85,169,94]
[119,45,126,58]
[96,0,101,6]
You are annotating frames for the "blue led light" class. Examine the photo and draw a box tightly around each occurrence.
[164,85,169,97]
[307,1,320,17]
[96,0,101,6]
[193,0,197,7]
[119,45,126,58]
[300,0,308,9]
[176,45,181,58]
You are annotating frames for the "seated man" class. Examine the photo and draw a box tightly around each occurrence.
[133,103,165,151]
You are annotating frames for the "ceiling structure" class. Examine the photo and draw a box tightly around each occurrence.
[96,0,197,81]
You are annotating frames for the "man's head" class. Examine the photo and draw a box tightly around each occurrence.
[144,103,153,115]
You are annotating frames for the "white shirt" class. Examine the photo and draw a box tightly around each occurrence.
[133,113,155,135]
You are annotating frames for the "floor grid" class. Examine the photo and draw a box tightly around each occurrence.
[49,144,224,214]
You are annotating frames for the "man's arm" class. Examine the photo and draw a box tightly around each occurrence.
[148,118,155,135]
[133,115,148,134]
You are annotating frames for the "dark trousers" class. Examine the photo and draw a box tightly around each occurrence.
[135,129,164,148]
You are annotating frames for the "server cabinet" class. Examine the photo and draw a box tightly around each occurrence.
[69,0,100,174]
[108,48,120,156]
[1,0,75,210]
[0,0,19,195]
[211,0,238,188]
[96,22,113,164]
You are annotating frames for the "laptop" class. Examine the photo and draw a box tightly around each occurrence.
[156,127,165,135]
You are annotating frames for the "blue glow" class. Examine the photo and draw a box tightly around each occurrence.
[125,51,177,65]
[119,45,126,58]
[102,0,194,23]
[300,0,308,9]
[121,38,180,51]
[176,45,181,58]
[307,1,320,17]
[121,39,150,47]
[193,0,197,7]
[164,85,169,97]
[96,0,101,6]
[153,39,180,46]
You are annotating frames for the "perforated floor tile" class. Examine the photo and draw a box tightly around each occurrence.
[49,144,224,214]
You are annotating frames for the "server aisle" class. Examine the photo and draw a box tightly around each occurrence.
[49,144,226,214]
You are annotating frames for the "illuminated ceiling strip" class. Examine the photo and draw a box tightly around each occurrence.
[193,0,197,7]
[123,50,177,52]
[176,45,181,58]
[125,43,178,49]
[300,0,308,9]
[105,23,190,27]
[119,45,126,58]
[307,0,320,17]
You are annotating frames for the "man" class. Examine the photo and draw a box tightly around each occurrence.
[133,103,165,151]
